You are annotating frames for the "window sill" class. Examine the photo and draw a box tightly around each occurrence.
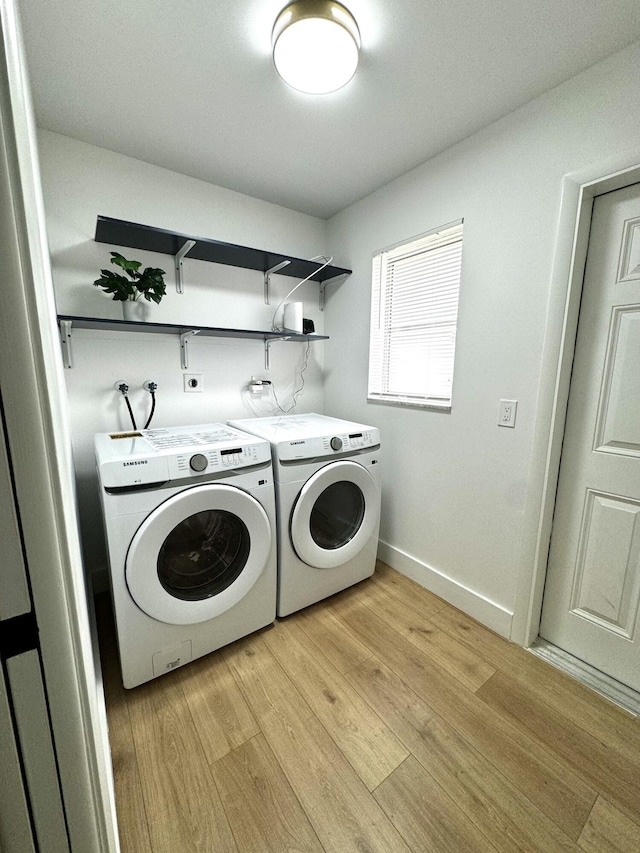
[367,395,451,413]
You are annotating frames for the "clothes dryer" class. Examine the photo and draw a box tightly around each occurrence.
[228,414,381,616]
[95,423,276,688]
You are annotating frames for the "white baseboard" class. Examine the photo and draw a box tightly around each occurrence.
[377,540,513,639]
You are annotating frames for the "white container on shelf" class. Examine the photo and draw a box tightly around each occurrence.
[283,301,303,333]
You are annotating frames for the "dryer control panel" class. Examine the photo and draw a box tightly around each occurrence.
[278,428,379,462]
[227,414,381,464]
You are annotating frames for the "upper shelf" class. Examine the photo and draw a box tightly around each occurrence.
[95,216,352,284]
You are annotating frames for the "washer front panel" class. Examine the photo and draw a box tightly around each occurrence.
[290,461,379,569]
[126,484,271,624]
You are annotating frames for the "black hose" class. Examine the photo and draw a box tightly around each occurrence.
[124,394,137,430]
[144,391,156,430]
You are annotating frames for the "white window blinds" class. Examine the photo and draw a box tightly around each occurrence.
[368,221,463,409]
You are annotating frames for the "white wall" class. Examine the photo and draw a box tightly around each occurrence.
[38,130,329,575]
[324,42,640,639]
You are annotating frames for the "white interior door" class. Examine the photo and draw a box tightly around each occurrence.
[540,182,640,692]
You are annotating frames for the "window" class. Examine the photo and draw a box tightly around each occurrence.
[368,220,463,410]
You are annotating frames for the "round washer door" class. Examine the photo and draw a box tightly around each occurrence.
[126,484,271,625]
[291,460,379,569]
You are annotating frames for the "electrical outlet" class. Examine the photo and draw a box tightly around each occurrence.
[249,375,265,394]
[498,399,517,428]
[183,373,203,393]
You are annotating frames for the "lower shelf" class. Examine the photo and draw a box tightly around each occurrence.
[56,315,328,370]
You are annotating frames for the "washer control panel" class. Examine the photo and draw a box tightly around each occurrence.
[189,453,208,472]
[172,442,266,478]
[95,424,271,488]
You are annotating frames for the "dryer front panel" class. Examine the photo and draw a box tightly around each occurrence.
[126,484,271,624]
[290,461,380,569]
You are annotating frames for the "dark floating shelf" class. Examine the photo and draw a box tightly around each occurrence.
[66,216,344,369]
[94,216,351,284]
[56,315,328,370]
[56,314,328,343]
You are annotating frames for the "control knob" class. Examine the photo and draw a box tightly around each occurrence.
[189,453,208,472]
[330,436,343,451]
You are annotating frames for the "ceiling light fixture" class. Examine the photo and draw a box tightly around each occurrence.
[272,0,361,95]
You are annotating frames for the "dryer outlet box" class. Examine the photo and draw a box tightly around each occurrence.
[184,373,203,393]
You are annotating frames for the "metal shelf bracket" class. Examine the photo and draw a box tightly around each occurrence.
[180,329,200,370]
[264,335,293,370]
[264,260,291,304]
[319,272,348,311]
[175,239,196,294]
[60,320,73,368]
[264,338,275,371]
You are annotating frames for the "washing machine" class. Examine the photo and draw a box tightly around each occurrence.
[228,414,381,617]
[95,423,277,688]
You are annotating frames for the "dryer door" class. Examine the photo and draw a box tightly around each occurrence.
[126,484,271,625]
[290,460,380,569]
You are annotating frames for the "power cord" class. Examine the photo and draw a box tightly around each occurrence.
[271,255,333,332]
[242,386,269,417]
[271,341,310,413]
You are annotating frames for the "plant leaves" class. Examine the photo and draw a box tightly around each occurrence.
[110,252,142,275]
[93,270,136,301]
[95,255,167,303]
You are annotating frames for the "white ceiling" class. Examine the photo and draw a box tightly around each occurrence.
[19,0,640,219]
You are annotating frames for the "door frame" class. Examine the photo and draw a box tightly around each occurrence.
[512,149,640,648]
[0,0,118,847]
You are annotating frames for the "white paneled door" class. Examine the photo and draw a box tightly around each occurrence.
[540,182,640,692]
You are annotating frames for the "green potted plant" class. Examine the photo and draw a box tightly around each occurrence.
[93,251,167,321]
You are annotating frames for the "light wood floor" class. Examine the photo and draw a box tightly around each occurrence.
[96,561,640,853]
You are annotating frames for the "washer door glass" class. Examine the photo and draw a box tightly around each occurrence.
[291,460,380,569]
[158,510,250,601]
[126,484,272,625]
[309,481,365,550]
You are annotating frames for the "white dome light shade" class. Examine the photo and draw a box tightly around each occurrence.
[272,0,361,95]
